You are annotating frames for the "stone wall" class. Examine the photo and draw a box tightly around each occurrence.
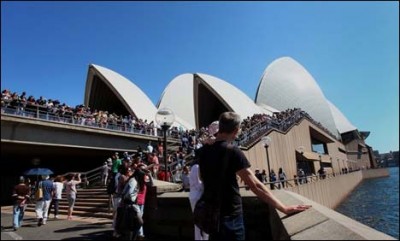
[143,168,393,240]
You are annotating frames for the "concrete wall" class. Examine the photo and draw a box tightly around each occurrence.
[285,169,389,209]
[144,169,392,240]
[1,114,159,151]
[362,168,390,179]
[143,191,281,240]
[241,119,351,183]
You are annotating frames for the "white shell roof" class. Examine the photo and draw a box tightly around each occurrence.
[86,64,157,122]
[255,57,340,138]
[197,73,272,118]
[256,103,281,113]
[327,100,357,134]
[158,74,196,129]
[158,73,272,129]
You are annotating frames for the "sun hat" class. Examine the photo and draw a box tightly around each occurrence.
[208,121,219,136]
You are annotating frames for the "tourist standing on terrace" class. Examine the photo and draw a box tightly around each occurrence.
[197,112,311,240]
[101,159,111,186]
[278,167,287,189]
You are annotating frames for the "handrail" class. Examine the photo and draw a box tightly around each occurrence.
[62,165,104,187]
[1,105,162,138]
[239,170,357,190]
[237,109,338,149]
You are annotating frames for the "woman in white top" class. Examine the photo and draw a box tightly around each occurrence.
[49,175,64,219]
[189,164,209,240]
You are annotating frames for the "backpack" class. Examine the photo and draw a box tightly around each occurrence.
[106,176,116,195]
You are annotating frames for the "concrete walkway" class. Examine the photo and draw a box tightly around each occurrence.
[1,206,113,240]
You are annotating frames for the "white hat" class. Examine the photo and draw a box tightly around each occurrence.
[208,121,219,136]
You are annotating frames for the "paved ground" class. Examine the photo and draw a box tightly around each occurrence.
[1,206,113,240]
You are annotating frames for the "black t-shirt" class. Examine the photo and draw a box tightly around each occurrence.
[197,140,251,216]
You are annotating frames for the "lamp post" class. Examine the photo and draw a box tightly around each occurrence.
[261,136,273,190]
[155,108,175,180]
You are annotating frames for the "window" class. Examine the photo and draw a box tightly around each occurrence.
[311,138,327,154]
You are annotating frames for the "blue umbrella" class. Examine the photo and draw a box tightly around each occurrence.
[24,167,54,176]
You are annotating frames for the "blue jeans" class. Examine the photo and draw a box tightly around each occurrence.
[210,213,245,241]
[13,205,25,228]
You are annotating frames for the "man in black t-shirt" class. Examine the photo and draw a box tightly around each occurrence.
[197,112,311,240]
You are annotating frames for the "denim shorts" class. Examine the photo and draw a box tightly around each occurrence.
[68,192,76,207]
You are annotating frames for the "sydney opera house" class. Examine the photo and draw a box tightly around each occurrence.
[84,57,376,181]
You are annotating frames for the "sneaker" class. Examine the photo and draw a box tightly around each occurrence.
[42,220,46,225]
[38,218,43,227]
[13,227,18,231]
[54,215,59,219]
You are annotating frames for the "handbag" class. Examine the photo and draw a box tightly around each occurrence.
[35,187,43,200]
[115,204,143,232]
[193,144,232,234]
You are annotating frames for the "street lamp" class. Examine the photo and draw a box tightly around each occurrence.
[155,108,175,179]
[261,136,273,190]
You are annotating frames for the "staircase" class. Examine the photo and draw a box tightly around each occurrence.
[25,186,113,219]
[24,138,184,220]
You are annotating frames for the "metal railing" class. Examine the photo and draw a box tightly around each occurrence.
[1,105,163,137]
[61,165,104,188]
[239,170,355,190]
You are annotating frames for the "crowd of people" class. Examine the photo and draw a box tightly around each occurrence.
[11,173,82,231]
[2,89,337,150]
[100,151,153,240]
[1,89,157,135]
[4,88,319,239]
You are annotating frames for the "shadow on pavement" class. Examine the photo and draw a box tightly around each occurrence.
[55,223,112,233]
[60,230,113,240]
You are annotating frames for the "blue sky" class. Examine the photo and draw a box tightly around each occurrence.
[1,2,398,153]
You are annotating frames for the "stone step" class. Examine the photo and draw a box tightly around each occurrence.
[60,197,109,203]
[76,188,106,191]
[61,192,109,199]
[58,200,109,206]
[71,189,107,193]
[25,205,113,219]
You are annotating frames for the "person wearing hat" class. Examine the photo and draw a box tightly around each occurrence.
[11,176,30,231]
[201,121,219,146]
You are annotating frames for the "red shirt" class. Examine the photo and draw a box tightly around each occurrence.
[157,171,171,182]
